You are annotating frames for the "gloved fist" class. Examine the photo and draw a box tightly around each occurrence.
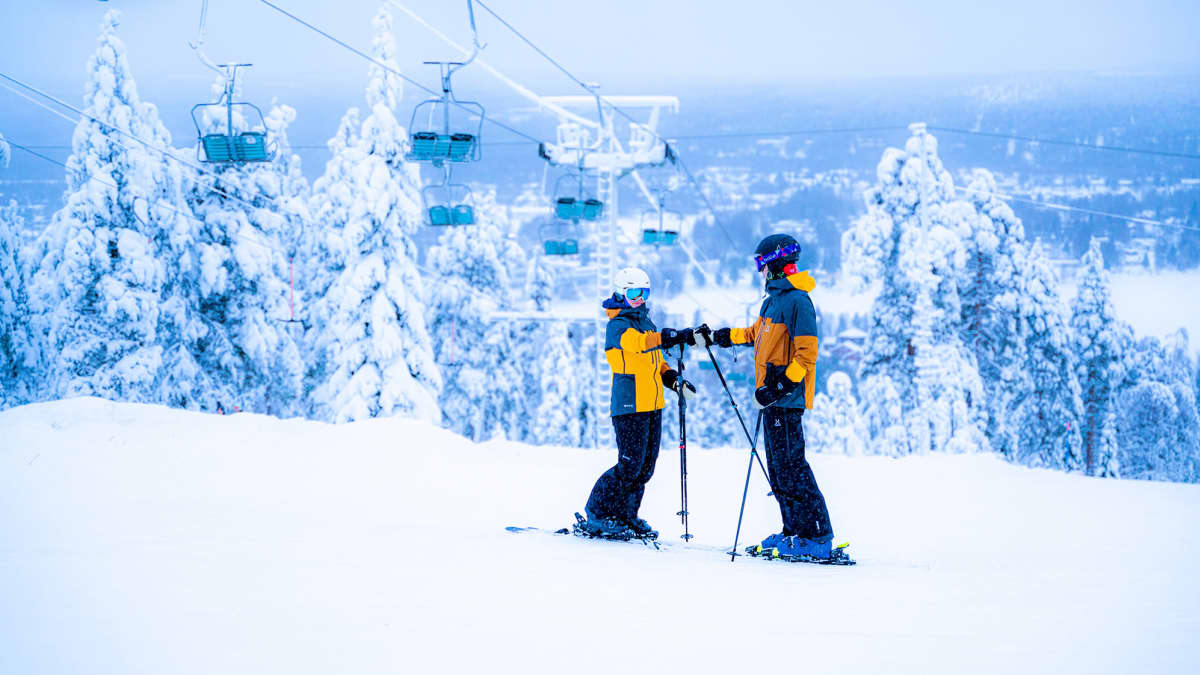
[660,327,696,350]
[661,369,697,400]
[695,323,715,348]
[712,327,734,348]
[754,364,798,408]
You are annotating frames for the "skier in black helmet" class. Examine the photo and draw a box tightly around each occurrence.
[700,234,836,559]
[582,266,697,539]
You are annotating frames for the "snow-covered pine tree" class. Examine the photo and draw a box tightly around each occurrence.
[842,126,987,455]
[807,371,868,455]
[1118,331,1200,483]
[519,254,589,446]
[427,190,525,440]
[958,170,1028,457]
[530,321,585,446]
[306,6,441,423]
[27,10,186,402]
[0,200,30,408]
[168,87,307,415]
[1069,238,1125,477]
[1008,244,1084,470]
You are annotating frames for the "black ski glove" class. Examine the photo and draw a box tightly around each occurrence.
[663,369,697,400]
[696,324,714,348]
[660,327,696,350]
[712,327,734,348]
[754,364,798,408]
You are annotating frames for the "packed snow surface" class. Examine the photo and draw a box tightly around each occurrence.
[2,398,1198,674]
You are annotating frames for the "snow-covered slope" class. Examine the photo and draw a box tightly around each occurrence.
[2,398,1198,674]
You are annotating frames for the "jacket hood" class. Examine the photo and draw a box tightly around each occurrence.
[765,270,816,296]
[603,293,649,319]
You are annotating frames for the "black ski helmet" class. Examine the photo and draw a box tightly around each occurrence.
[754,233,801,273]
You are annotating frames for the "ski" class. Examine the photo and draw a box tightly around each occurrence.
[744,541,857,565]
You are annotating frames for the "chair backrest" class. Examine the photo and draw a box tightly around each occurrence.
[582,199,604,221]
[555,197,577,220]
[429,205,452,226]
[234,132,269,162]
[448,133,476,161]
[409,131,439,160]
[544,240,562,256]
[202,134,234,163]
[452,204,475,225]
[561,239,579,255]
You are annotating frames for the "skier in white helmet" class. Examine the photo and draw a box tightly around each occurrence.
[581,266,697,538]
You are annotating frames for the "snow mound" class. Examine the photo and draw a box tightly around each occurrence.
[2,398,1198,674]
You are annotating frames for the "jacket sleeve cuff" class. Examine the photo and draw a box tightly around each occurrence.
[785,362,807,383]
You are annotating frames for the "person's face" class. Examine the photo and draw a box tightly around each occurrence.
[625,287,649,308]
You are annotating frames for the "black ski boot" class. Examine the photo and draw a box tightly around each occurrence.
[624,517,658,539]
[574,512,634,540]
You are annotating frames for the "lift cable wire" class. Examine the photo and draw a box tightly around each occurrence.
[471,0,747,250]
[10,135,559,319]
[928,126,1200,161]
[0,70,317,226]
[8,73,1193,240]
[956,186,1200,233]
[255,0,545,145]
[7,138,279,253]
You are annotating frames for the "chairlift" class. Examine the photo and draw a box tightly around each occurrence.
[640,191,681,246]
[190,63,275,164]
[423,165,476,226]
[539,221,579,256]
[406,60,483,164]
[551,171,604,223]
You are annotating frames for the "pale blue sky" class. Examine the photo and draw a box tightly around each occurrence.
[2,0,1198,99]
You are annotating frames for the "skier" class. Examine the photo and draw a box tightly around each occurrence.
[701,234,836,559]
[582,267,697,539]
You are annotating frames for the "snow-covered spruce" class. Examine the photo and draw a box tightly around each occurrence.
[427,190,525,441]
[0,200,32,408]
[169,83,306,415]
[26,10,186,404]
[1069,239,1125,477]
[842,127,986,456]
[305,6,440,423]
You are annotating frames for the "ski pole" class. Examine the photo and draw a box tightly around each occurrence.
[729,410,764,562]
[695,325,770,483]
[675,343,693,541]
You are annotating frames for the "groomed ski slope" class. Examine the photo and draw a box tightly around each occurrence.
[2,398,1198,675]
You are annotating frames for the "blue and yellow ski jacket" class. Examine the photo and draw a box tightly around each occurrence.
[603,296,671,416]
[728,271,819,409]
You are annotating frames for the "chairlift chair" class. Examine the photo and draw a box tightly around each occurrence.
[423,166,476,226]
[539,221,579,256]
[190,63,275,164]
[406,61,485,165]
[552,172,603,223]
[640,192,681,246]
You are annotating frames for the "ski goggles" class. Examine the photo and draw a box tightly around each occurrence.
[755,242,802,271]
[625,287,650,301]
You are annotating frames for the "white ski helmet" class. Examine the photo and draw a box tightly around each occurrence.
[613,266,651,296]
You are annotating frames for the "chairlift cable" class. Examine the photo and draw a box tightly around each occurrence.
[956,186,1200,232]
[0,70,304,236]
[254,0,545,145]
[929,126,1200,161]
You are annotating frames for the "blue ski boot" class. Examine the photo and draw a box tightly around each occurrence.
[776,533,834,559]
[750,532,787,557]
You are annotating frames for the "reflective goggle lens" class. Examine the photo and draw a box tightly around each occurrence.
[625,287,649,300]
[755,243,802,271]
